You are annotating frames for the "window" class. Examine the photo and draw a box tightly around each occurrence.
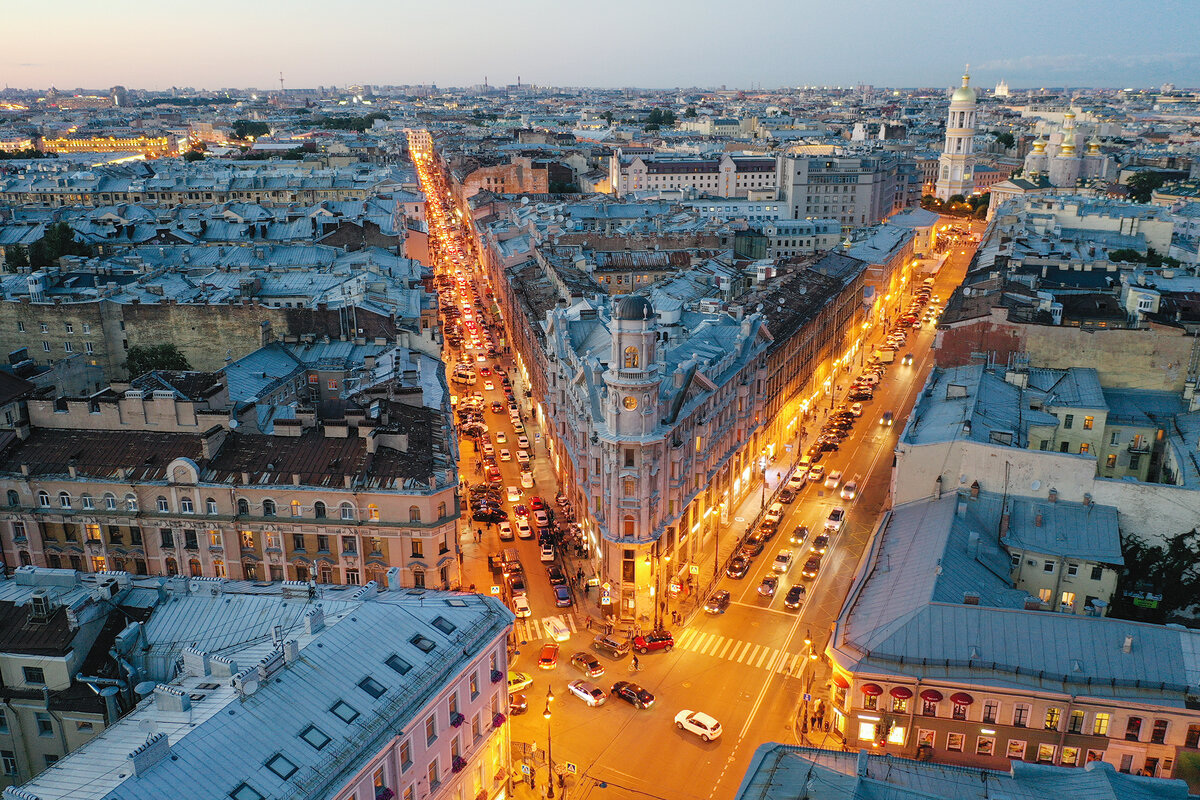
[230,783,265,800]
[159,528,174,548]
[982,700,999,723]
[204,497,217,515]
[1063,414,1073,429]
[623,346,639,369]
[1,751,15,777]
[39,322,47,333]
[299,725,331,750]
[1036,743,1056,763]
[358,676,387,699]
[1106,454,1118,469]
[1013,704,1030,728]
[1044,707,1061,731]
[408,506,420,523]
[63,341,73,353]
[330,700,360,724]
[1110,430,1121,445]
[103,492,116,511]
[1185,723,1200,748]
[428,759,439,788]
[262,499,276,517]
[265,753,298,780]
[290,500,301,518]
[15,322,23,333]
[58,492,71,509]
[1043,560,1055,573]
[368,504,380,522]
[425,714,438,744]
[1093,712,1110,736]
[85,341,94,354]
[1067,563,1079,577]
[386,654,413,675]
[1091,565,1105,581]
[1080,442,1090,454]
[5,490,16,507]
[623,477,636,497]
[125,494,138,511]
[37,491,50,507]
[1152,719,1169,744]
[342,536,356,554]
[1082,415,1094,430]
[469,672,479,699]
[316,535,329,552]
[35,713,52,736]
[946,732,964,751]
[411,540,423,558]
[1068,709,1085,733]
[292,534,305,551]
[1129,454,1141,470]
[23,666,45,685]
[41,341,49,352]
[341,503,355,520]
[82,323,90,334]
[1125,716,1142,741]
[313,501,326,518]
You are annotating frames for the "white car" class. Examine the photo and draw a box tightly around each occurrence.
[484,381,495,391]
[520,471,535,489]
[498,521,514,540]
[824,470,842,490]
[506,485,521,503]
[764,502,784,525]
[513,595,531,618]
[786,472,806,490]
[674,710,722,742]
[495,431,507,444]
[840,481,858,501]
[540,543,555,563]
[567,679,608,707]
[517,435,530,449]
[516,520,533,539]
[534,509,550,527]
[825,507,846,532]
[500,449,512,462]
[850,403,864,417]
[772,550,793,573]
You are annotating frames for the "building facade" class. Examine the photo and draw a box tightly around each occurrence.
[779,154,903,230]
[935,70,977,200]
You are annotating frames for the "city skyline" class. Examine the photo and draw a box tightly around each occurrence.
[4,0,1199,91]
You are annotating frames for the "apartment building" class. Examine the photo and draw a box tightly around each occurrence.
[762,219,842,259]
[779,153,905,230]
[6,571,514,800]
[610,152,777,198]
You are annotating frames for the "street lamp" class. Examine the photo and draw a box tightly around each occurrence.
[543,686,555,798]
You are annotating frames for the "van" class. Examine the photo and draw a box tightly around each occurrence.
[544,617,570,643]
[592,634,630,659]
[501,548,522,576]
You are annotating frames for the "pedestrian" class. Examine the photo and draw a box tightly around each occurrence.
[632,655,640,671]
[576,567,583,582]
[585,617,592,630]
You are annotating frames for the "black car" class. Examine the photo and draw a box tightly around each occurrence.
[848,391,873,402]
[790,525,810,546]
[818,440,840,453]
[784,585,806,610]
[472,508,509,523]
[810,533,831,554]
[546,565,567,586]
[611,681,655,709]
[740,539,764,558]
[507,574,526,594]
[703,589,731,614]
[778,487,796,503]
[726,555,750,579]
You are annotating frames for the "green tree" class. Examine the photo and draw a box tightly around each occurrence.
[994,132,1015,149]
[684,106,697,118]
[28,222,91,268]
[1112,530,1200,622]
[1127,171,1169,204]
[5,245,29,271]
[602,111,613,124]
[124,344,191,377]
[231,120,270,140]
[183,149,205,162]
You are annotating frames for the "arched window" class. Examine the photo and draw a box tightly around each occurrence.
[37,491,50,507]
[412,568,425,589]
[408,506,421,523]
[81,494,94,510]
[18,551,31,567]
[262,499,276,517]
[188,558,201,577]
[437,502,447,519]
[243,561,259,581]
[213,559,226,578]
[291,500,301,518]
[165,557,178,576]
[623,346,639,369]
[125,494,138,512]
[340,503,355,521]
[58,492,72,509]
[314,501,327,519]
[368,504,380,522]
[5,490,17,507]
[237,498,249,516]
[623,515,636,537]
[206,498,218,515]
[318,563,333,584]
[180,497,194,514]
[156,496,169,513]
[104,493,117,511]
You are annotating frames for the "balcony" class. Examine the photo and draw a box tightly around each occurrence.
[1127,440,1150,454]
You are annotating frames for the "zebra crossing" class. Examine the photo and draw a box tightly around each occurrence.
[518,614,578,642]
[675,628,806,676]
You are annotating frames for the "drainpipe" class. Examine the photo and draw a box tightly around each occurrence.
[1056,695,1076,757]
[904,678,921,757]
[77,673,126,726]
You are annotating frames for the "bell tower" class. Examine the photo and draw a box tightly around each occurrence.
[935,67,978,200]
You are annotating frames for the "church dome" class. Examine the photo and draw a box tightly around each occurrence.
[951,70,975,104]
[1032,135,1047,153]
[614,295,654,321]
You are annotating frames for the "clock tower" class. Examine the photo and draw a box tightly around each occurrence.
[604,295,660,438]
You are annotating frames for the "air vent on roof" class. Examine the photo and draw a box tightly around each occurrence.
[963,592,980,605]
[29,589,55,622]
[153,684,190,713]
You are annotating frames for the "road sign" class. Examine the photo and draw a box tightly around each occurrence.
[490,585,500,595]
[565,762,577,774]
[803,693,812,702]
[521,765,531,776]
[689,565,699,575]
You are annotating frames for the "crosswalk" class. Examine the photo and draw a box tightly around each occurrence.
[518,615,578,642]
[675,628,807,676]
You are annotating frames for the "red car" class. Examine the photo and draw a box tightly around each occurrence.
[530,496,547,512]
[633,630,674,654]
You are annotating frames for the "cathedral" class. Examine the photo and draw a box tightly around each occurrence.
[1021,108,1110,186]
[935,68,977,201]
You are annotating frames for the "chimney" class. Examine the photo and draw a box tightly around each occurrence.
[200,425,228,459]
[1048,487,1058,503]
[182,646,210,677]
[963,592,981,605]
[1122,635,1133,654]
[999,507,1010,537]
[304,606,325,635]
[1083,493,1092,507]
[128,733,171,777]
[969,480,980,498]
[967,531,980,558]
[1035,511,1043,527]
[856,748,870,777]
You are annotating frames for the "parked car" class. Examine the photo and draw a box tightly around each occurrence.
[520,471,534,489]
[611,681,655,709]
[764,502,784,525]
[784,585,806,610]
[537,642,559,670]
[570,652,605,678]
[506,485,521,502]
[726,556,750,579]
[786,471,807,490]
[633,630,674,654]
[567,679,608,707]
[498,521,514,541]
[513,595,531,618]
[508,671,533,692]
[739,539,764,558]
[540,542,555,563]
[778,487,796,503]
[807,465,825,483]
[554,585,572,607]
[704,590,731,614]
[516,519,533,539]
[675,710,723,742]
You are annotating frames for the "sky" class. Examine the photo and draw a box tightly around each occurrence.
[4,0,1199,91]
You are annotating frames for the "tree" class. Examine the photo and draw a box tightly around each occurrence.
[994,132,1015,149]
[183,150,205,162]
[124,344,191,377]
[231,120,270,140]
[28,222,91,268]
[1127,171,1169,204]
[5,245,28,271]
[602,111,613,125]
[1111,529,1200,622]
[684,106,697,118]
[948,194,967,205]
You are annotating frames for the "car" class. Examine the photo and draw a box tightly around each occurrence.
[611,681,655,709]
[802,555,822,579]
[818,440,840,453]
[841,481,858,501]
[517,435,530,449]
[473,508,508,523]
[495,431,507,443]
[825,507,846,532]
[758,519,779,540]
[810,533,830,554]
[537,642,559,670]
[703,589,731,614]
[739,539,764,558]
[512,595,531,618]
[534,509,550,527]
[517,449,531,464]
[758,575,778,597]
[902,353,914,365]
[570,652,605,678]
[520,471,535,489]
[567,679,608,707]
[592,635,631,659]
[824,470,843,490]
[514,504,529,518]
[499,449,512,462]
[546,565,567,585]
[675,710,722,742]
[509,692,528,715]
[790,525,810,546]
[530,497,547,511]
[506,485,521,503]
[726,556,750,579]
[516,519,533,539]
[507,573,526,595]
[807,465,825,483]
[786,472,807,490]
[849,391,873,402]
[784,585,806,610]
[772,550,793,573]
[508,671,533,692]
[764,502,784,525]
[553,585,572,607]
[778,487,796,503]
[633,630,674,653]
[880,411,894,427]
[540,542,555,562]
[498,521,514,541]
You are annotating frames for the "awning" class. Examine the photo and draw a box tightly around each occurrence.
[889,687,913,700]
[919,689,944,702]
[950,692,974,706]
[832,674,850,689]
[861,683,883,696]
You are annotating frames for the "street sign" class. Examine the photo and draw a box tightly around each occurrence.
[521,765,531,776]
[689,565,699,575]
[490,585,500,595]
[565,762,577,774]
[803,693,812,702]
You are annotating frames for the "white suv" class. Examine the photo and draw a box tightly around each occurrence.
[825,507,846,532]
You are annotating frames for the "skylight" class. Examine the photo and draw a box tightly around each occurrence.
[431,615,457,634]
[330,700,360,724]
[299,725,331,750]
[230,782,265,800]
[385,654,413,675]
[358,676,387,699]
[411,634,436,653]
[265,753,298,780]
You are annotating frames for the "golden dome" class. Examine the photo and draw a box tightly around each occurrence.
[1032,135,1047,154]
[951,71,976,104]
[1087,135,1101,154]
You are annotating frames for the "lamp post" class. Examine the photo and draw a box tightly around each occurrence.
[543,686,555,798]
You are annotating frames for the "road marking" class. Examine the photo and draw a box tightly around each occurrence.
[733,642,750,662]
[755,648,771,669]
[703,635,723,655]
[719,639,734,659]
[746,644,761,664]
[694,632,712,653]
[677,628,698,648]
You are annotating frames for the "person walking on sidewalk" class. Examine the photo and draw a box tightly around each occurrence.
[631,655,640,671]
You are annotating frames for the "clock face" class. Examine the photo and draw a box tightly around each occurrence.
[623,395,638,410]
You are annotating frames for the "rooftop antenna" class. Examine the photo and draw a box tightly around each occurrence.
[279,71,285,94]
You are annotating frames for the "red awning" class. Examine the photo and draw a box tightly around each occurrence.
[890,686,914,700]
[919,689,944,702]
[832,674,850,689]
[861,683,884,696]
[950,692,974,706]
